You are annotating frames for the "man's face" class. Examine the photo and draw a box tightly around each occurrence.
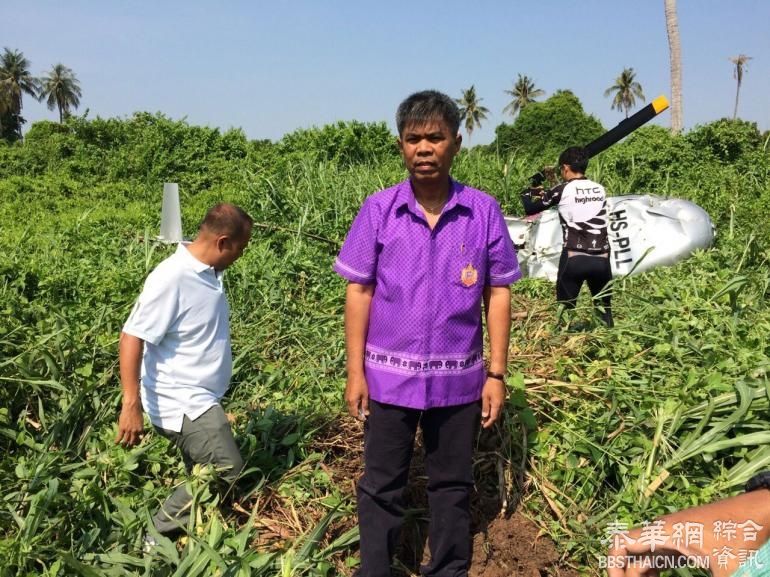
[215,226,252,271]
[398,119,461,186]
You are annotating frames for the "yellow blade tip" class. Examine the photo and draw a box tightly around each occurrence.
[652,95,669,114]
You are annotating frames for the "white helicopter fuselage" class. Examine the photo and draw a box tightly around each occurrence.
[505,195,716,281]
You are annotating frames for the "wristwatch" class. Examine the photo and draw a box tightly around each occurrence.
[486,371,506,382]
[745,471,770,493]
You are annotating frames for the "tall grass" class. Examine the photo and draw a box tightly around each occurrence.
[0,120,768,575]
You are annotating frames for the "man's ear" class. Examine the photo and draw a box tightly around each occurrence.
[454,133,462,152]
[216,235,229,251]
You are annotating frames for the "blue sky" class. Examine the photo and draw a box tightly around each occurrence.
[4,0,769,145]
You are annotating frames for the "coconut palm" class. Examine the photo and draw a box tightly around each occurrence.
[729,54,752,120]
[39,63,82,122]
[503,74,545,119]
[604,67,645,118]
[0,82,10,135]
[664,0,683,133]
[455,85,489,146]
[0,48,39,140]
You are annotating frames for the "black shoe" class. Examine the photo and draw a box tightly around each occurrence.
[595,307,614,328]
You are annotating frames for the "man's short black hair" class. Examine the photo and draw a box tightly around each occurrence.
[199,203,253,240]
[558,147,589,174]
[396,90,461,136]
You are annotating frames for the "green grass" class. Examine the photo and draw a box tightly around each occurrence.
[0,120,769,576]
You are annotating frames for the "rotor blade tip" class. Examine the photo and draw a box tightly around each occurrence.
[652,95,669,114]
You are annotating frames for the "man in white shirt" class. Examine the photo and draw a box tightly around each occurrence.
[116,202,252,539]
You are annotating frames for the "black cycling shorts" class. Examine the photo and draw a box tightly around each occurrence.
[556,250,612,308]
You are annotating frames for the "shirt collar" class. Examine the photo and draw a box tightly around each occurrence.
[176,242,213,274]
[396,178,470,215]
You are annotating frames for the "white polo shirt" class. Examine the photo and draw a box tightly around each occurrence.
[123,243,232,432]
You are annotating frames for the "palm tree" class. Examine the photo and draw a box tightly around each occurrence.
[0,82,10,136]
[604,67,645,118]
[664,0,683,133]
[0,48,39,140]
[39,63,82,122]
[455,85,489,146]
[503,74,545,119]
[729,54,752,120]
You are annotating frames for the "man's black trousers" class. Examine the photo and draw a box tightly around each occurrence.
[357,399,480,577]
[556,249,614,326]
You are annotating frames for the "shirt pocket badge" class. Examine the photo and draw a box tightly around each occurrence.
[460,263,478,287]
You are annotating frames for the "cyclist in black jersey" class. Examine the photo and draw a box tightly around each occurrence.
[522,147,614,327]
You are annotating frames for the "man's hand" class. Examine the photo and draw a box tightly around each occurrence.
[482,284,510,430]
[117,332,145,446]
[345,374,369,421]
[543,165,558,186]
[115,401,144,446]
[343,283,373,422]
[606,490,770,577]
[481,377,505,429]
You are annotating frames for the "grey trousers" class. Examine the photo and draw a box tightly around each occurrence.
[152,404,244,534]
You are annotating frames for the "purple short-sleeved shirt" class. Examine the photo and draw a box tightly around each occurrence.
[334,178,521,410]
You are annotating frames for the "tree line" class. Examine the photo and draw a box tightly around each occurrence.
[453,0,750,145]
[455,69,647,145]
[455,56,752,145]
[0,48,82,142]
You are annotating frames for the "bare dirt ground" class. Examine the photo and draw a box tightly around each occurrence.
[306,417,580,577]
[469,515,580,577]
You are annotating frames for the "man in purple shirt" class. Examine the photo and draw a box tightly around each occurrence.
[334,90,521,577]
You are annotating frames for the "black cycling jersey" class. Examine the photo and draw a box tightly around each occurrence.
[522,177,610,254]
